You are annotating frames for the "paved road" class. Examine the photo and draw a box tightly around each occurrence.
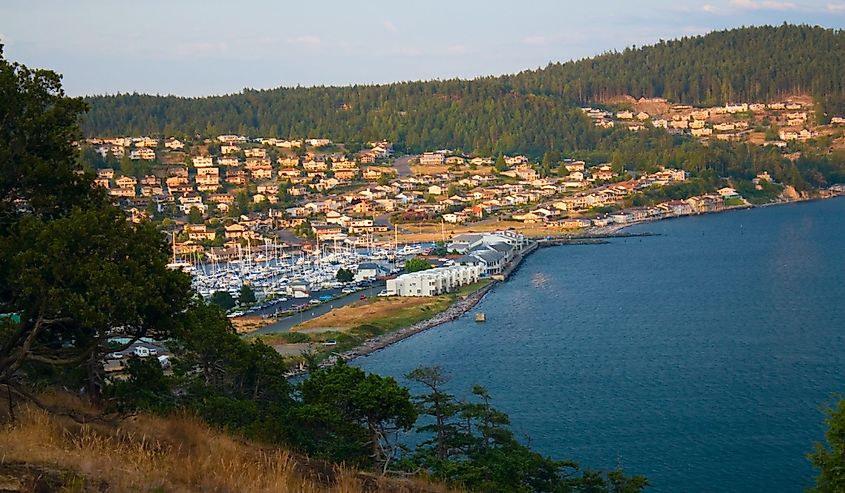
[393,155,415,177]
[252,281,385,334]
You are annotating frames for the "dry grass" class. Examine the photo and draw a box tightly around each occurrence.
[409,165,450,176]
[294,297,444,332]
[409,165,495,177]
[378,219,553,243]
[0,394,451,493]
[230,315,277,334]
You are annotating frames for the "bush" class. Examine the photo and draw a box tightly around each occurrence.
[404,258,433,273]
[280,332,310,344]
[210,290,236,310]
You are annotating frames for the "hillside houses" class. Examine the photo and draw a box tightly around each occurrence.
[82,121,797,269]
[582,97,828,152]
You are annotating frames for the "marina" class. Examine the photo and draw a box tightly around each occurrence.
[169,236,432,314]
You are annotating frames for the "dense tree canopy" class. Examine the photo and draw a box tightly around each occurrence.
[82,25,845,157]
[809,399,845,493]
[405,366,649,492]
[0,45,193,400]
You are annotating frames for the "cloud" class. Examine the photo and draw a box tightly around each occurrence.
[292,35,322,46]
[827,3,845,11]
[446,44,467,55]
[729,0,799,10]
[702,4,719,13]
[383,20,398,33]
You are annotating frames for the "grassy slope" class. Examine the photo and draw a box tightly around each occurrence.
[0,394,451,493]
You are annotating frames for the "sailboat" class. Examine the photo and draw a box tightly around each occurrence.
[165,231,194,272]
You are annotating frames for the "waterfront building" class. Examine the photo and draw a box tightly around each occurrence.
[386,264,483,297]
[355,262,392,282]
[447,231,526,254]
[456,250,505,276]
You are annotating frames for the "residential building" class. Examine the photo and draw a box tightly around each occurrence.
[164,138,185,150]
[386,264,483,297]
[193,156,214,167]
[244,148,267,158]
[419,152,445,166]
[221,144,240,155]
[185,224,216,241]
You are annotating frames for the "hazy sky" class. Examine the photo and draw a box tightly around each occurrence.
[1,0,844,97]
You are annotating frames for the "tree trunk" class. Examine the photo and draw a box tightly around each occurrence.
[369,421,382,466]
[85,351,103,404]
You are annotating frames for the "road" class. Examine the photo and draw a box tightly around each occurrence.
[251,281,385,334]
[393,155,415,177]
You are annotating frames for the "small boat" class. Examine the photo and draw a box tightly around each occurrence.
[475,313,486,322]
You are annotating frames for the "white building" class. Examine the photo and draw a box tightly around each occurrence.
[447,231,526,254]
[419,152,445,166]
[165,138,185,150]
[193,156,214,167]
[355,262,392,282]
[386,264,483,297]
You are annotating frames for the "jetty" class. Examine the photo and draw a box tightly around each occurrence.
[537,231,659,248]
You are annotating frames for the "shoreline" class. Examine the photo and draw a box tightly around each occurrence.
[291,193,843,373]
[288,282,495,374]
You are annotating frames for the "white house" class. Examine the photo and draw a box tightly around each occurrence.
[193,156,214,167]
[419,152,445,166]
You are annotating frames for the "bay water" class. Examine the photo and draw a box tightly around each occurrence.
[357,197,845,492]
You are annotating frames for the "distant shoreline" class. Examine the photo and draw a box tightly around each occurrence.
[293,192,843,372]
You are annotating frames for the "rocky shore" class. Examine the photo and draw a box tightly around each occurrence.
[288,192,845,376]
[315,282,495,368]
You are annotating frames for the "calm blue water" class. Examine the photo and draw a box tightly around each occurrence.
[356,197,845,492]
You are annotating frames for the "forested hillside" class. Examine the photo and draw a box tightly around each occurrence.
[514,24,845,106]
[82,25,845,156]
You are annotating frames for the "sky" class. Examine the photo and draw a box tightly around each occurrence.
[1,0,844,97]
